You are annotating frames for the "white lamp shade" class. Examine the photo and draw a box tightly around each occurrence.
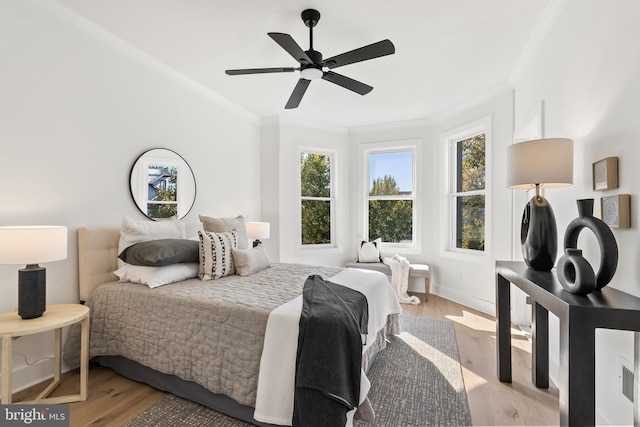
[507,138,574,189]
[246,222,270,240]
[0,226,67,265]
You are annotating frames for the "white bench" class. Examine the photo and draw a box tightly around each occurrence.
[345,261,430,302]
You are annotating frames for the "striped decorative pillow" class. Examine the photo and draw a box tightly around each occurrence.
[198,230,238,280]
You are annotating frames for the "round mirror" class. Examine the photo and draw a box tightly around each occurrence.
[129,148,196,220]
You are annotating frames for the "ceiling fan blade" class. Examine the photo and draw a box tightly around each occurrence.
[322,71,373,95]
[323,39,395,69]
[285,79,311,109]
[225,67,296,75]
[268,32,313,65]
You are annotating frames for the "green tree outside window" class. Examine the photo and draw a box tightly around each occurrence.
[300,152,333,245]
[454,134,485,251]
[367,150,414,244]
[368,175,413,243]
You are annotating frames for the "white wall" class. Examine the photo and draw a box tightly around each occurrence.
[0,0,261,392]
[513,1,640,424]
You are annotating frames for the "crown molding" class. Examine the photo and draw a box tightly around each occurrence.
[509,0,569,86]
[262,115,349,134]
[430,81,514,124]
[348,118,432,135]
[22,0,259,124]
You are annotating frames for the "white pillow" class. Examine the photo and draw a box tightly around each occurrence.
[118,217,187,267]
[198,230,238,280]
[232,246,272,276]
[358,238,382,263]
[114,263,198,289]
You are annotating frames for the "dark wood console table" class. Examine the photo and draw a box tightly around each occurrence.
[496,261,640,426]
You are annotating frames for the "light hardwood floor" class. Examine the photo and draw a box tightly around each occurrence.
[11,294,559,426]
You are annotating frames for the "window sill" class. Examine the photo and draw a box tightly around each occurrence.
[298,244,342,254]
[441,247,489,264]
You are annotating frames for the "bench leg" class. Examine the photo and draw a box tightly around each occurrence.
[424,278,430,302]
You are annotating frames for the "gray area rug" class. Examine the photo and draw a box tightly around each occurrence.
[125,316,471,427]
[356,316,471,427]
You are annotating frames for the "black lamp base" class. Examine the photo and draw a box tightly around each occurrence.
[18,264,46,319]
[520,194,558,271]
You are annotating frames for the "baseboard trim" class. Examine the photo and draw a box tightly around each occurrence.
[10,358,56,394]
[432,283,495,317]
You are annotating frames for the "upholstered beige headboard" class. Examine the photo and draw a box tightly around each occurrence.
[78,227,120,302]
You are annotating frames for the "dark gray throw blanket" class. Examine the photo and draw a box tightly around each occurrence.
[293,274,369,427]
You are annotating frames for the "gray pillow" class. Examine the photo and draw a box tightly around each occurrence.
[118,239,199,266]
[199,214,249,249]
[232,246,272,276]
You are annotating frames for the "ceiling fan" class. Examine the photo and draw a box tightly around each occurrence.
[225,9,395,109]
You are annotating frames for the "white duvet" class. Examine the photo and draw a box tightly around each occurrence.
[254,268,402,426]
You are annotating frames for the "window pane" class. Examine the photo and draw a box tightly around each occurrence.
[148,165,177,200]
[147,203,178,219]
[455,195,485,250]
[301,200,331,245]
[456,134,485,192]
[300,153,331,197]
[147,164,178,219]
[369,151,413,195]
[368,200,413,243]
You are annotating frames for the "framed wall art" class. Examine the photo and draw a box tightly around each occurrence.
[592,157,618,191]
[601,194,630,228]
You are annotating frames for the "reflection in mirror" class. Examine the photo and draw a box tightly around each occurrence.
[129,148,196,220]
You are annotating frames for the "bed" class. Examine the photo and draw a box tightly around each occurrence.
[65,224,401,426]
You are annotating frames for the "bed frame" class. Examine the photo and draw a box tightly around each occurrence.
[77,227,120,302]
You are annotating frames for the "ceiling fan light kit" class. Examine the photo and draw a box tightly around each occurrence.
[300,67,323,80]
[225,9,395,109]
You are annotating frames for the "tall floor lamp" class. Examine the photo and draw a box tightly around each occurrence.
[507,138,573,271]
[0,226,67,319]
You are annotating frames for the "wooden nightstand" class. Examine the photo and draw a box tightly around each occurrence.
[0,303,90,404]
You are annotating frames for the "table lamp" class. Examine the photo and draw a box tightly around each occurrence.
[246,222,270,248]
[507,138,573,271]
[0,226,67,319]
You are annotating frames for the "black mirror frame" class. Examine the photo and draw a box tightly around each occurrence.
[128,148,197,221]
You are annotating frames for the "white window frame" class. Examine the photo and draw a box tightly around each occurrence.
[442,116,492,260]
[297,147,337,248]
[362,139,421,254]
[135,157,182,219]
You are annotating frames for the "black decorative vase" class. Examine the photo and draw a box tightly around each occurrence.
[558,199,618,294]
[521,195,557,271]
[557,249,596,295]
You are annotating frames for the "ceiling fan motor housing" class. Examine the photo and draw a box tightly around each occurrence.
[301,9,320,28]
[305,50,322,65]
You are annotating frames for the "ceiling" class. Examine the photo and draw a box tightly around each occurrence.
[53,0,552,128]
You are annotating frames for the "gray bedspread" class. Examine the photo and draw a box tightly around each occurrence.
[65,263,342,407]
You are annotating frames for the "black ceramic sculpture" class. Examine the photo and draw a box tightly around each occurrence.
[557,199,618,295]
[556,248,596,295]
[520,195,557,271]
